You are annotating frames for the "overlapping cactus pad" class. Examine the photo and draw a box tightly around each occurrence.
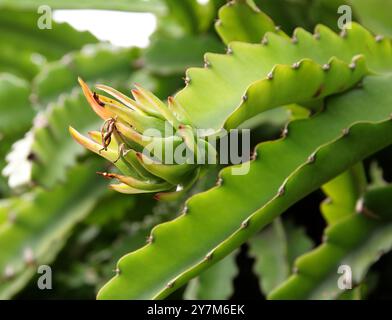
[3,0,391,301]
[66,1,391,300]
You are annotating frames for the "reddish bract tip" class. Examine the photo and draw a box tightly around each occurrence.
[131,89,140,97]
[96,172,115,179]
[78,77,113,120]
[153,193,161,201]
[93,91,105,107]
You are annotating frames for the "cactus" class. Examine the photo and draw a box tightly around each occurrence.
[0,11,97,193]
[61,1,392,299]
[0,9,97,80]
[1,0,392,300]
[0,74,33,136]
[70,8,392,197]
[269,185,392,299]
[249,218,313,295]
[33,45,140,107]
[3,91,103,189]
[0,161,106,299]
[3,45,142,190]
[96,71,392,299]
[184,250,238,300]
[350,0,392,36]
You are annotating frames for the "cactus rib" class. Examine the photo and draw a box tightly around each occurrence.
[269,185,392,300]
[97,74,392,299]
[0,161,106,299]
[174,23,392,130]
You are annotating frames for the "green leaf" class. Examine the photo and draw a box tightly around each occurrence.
[0,9,98,80]
[0,47,41,80]
[350,0,392,37]
[0,198,15,226]
[224,56,368,129]
[321,163,367,225]
[184,251,237,300]
[160,0,222,36]
[338,285,364,300]
[32,45,140,107]
[3,45,143,190]
[0,73,35,195]
[0,138,14,195]
[269,185,392,300]
[85,191,136,226]
[96,201,180,287]
[253,0,346,33]
[368,162,387,189]
[249,219,288,295]
[215,0,277,44]
[145,35,224,75]
[308,0,348,32]
[249,219,313,294]
[163,0,202,34]
[3,91,102,189]
[97,74,392,299]
[174,23,392,130]
[0,161,107,299]
[254,0,312,33]
[0,0,166,13]
[0,73,34,136]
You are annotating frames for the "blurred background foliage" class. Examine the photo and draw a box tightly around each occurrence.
[0,0,391,299]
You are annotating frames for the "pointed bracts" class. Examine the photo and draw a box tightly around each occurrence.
[70,79,217,199]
